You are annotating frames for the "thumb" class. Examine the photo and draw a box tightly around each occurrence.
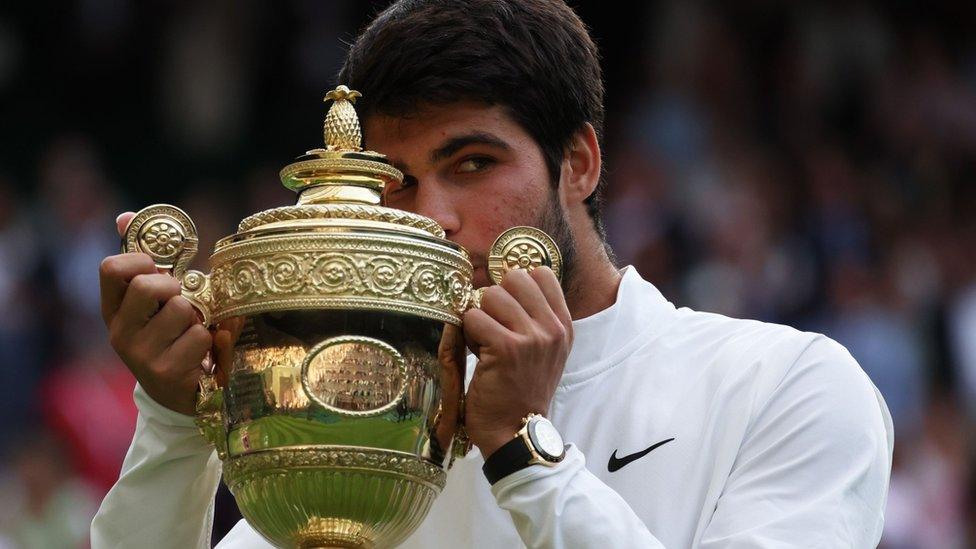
[116,212,136,237]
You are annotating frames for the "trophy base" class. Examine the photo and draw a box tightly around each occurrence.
[224,446,447,549]
[295,517,370,548]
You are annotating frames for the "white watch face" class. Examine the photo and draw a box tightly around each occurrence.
[528,417,564,459]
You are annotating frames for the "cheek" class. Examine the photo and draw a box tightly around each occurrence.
[457,171,551,247]
[454,199,506,248]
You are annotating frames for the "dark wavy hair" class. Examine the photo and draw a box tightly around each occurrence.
[337,0,608,240]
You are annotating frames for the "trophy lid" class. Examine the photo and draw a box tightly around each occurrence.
[189,87,473,325]
[235,85,446,240]
[279,86,399,204]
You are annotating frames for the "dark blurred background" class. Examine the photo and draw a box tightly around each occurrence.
[0,1,973,547]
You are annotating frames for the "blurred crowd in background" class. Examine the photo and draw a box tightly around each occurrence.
[0,1,973,547]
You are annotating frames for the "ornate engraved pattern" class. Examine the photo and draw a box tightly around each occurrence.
[122,204,199,278]
[505,241,544,270]
[208,234,472,325]
[310,254,359,292]
[323,85,363,151]
[265,254,304,292]
[181,270,213,326]
[222,447,447,489]
[229,260,263,297]
[140,219,184,258]
[363,256,410,294]
[487,226,563,285]
[237,204,445,238]
[411,263,443,304]
[468,287,485,311]
[300,336,408,418]
[445,270,471,311]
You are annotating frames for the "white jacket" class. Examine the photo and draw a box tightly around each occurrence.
[92,267,893,548]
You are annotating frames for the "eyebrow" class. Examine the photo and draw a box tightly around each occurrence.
[429,131,512,164]
[387,131,513,174]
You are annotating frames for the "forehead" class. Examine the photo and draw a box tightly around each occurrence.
[363,102,537,160]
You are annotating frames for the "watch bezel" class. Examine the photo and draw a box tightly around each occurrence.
[520,414,565,464]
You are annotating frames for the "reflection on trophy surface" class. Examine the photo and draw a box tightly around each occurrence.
[121,86,561,548]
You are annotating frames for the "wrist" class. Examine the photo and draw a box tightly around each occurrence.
[133,383,199,427]
[474,432,517,460]
[469,421,524,459]
[481,414,566,485]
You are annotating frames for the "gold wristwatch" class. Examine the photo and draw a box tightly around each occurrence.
[482,413,566,484]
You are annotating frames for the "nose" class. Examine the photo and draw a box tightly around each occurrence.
[413,179,460,236]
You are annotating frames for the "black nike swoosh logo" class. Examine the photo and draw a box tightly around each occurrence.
[608,438,675,472]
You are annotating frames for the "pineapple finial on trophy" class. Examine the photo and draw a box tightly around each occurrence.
[278,85,403,204]
[323,85,363,151]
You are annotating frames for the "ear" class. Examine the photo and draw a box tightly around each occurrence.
[558,123,601,208]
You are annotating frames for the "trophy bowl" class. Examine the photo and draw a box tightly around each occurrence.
[122,87,561,548]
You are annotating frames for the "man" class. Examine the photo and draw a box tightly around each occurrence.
[93,0,893,547]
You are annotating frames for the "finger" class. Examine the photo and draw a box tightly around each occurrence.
[437,323,466,370]
[162,323,212,376]
[212,324,242,385]
[479,285,532,333]
[462,307,513,358]
[500,269,555,324]
[530,266,571,332]
[140,296,199,355]
[99,253,161,325]
[116,211,136,237]
[111,273,182,341]
[435,324,465,430]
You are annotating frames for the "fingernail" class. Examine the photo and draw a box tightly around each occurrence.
[116,213,126,225]
[201,354,214,374]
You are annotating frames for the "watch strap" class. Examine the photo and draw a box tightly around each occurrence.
[482,435,533,485]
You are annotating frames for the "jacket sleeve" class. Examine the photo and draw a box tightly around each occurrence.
[697,335,893,547]
[491,445,667,548]
[491,335,892,549]
[91,383,223,549]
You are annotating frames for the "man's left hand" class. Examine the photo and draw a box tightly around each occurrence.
[462,266,573,459]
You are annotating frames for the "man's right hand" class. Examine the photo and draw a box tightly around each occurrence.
[99,211,212,416]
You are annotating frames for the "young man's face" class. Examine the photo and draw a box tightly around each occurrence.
[365,102,561,289]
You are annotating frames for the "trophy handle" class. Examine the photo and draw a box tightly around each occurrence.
[466,225,563,310]
[122,204,224,454]
[121,204,215,326]
[485,226,563,286]
[196,374,228,459]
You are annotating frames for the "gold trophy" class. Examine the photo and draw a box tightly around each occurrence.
[121,86,561,548]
